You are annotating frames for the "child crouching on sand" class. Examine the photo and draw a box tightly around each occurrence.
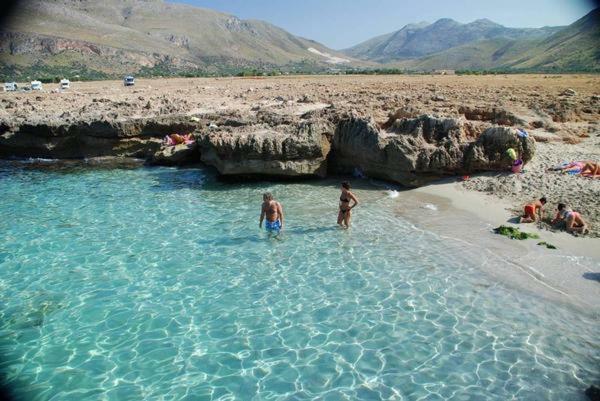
[520,197,546,223]
[551,203,590,235]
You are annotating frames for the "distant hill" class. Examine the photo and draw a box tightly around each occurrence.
[0,1,597,80]
[504,7,600,71]
[390,8,600,72]
[0,0,357,80]
[343,18,562,63]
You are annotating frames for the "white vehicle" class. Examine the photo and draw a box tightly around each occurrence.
[60,79,70,90]
[124,76,135,86]
[31,80,43,91]
[4,82,17,92]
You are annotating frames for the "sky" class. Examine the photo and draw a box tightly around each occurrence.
[169,0,597,49]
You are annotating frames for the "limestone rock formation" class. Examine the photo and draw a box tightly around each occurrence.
[150,143,199,166]
[331,113,535,187]
[464,126,535,171]
[196,113,333,177]
[0,116,197,159]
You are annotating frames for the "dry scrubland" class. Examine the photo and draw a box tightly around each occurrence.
[1,74,599,234]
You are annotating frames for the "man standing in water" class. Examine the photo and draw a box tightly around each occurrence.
[259,192,284,236]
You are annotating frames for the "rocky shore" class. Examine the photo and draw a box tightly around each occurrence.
[0,74,598,233]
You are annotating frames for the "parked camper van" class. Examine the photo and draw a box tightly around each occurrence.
[124,76,135,86]
[60,79,70,90]
[4,82,17,92]
[31,80,42,91]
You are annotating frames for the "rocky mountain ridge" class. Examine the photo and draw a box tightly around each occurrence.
[0,0,355,79]
[344,8,599,71]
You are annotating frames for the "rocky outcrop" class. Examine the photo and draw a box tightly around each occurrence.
[196,112,334,178]
[0,107,536,186]
[331,113,535,187]
[464,126,535,171]
[0,116,198,159]
[150,143,199,166]
[459,106,525,126]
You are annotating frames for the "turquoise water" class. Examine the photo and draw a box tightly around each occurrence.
[0,161,598,401]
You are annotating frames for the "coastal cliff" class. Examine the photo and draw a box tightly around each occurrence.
[0,107,535,186]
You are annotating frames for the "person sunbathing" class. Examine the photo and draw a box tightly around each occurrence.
[552,203,589,234]
[519,197,546,223]
[164,133,195,146]
[549,161,591,174]
[580,162,600,178]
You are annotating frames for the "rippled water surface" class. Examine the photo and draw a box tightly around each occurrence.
[0,162,598,401]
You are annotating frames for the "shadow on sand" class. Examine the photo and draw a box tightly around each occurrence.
[582,272,600,282]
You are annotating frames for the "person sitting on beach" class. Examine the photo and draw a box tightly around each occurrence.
[338,181,359,229]
[519,197,546,223]
[259,192,284,235]
[551,203,589,234]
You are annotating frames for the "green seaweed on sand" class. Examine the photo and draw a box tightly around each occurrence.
[537,241,557,249]
[493,225,540,240]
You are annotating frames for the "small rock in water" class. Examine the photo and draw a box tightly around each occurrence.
[422,203,437,211]
[585,385,600,401]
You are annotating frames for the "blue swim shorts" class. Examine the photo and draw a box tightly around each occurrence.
[265,219,282,232]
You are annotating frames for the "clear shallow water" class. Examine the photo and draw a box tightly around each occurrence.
[0,162,598,401]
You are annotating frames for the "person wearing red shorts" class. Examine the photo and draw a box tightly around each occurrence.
[520,197,547,223]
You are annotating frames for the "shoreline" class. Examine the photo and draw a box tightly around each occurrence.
[2,155,598,313]
[405,179,600,313]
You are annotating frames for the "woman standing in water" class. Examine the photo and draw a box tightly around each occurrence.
[338,181,359,228]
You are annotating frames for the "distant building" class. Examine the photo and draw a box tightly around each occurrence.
[433,69,455,75]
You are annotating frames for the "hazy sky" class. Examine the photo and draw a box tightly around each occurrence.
[170,0,597,49]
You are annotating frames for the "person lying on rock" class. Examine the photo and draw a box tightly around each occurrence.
[164,133,194,146]
[519,197,546,224]
[338,181,359,229]
[551,203,590,235]
[260,192,284,236]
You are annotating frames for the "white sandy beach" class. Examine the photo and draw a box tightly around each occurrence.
[404,180,600,313]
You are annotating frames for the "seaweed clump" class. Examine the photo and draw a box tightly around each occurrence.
[493,225,540,240]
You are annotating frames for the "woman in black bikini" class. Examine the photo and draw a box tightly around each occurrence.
[338,181,359,228]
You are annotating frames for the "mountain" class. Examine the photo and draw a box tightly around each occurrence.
[0,0,355,80]
[390,8,600,71]
[343,17,562,63]
[504,7,600,70]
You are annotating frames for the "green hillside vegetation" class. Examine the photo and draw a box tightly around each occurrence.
[0,0,361,80]
[346,8,599,72]
[506,8,600,71]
